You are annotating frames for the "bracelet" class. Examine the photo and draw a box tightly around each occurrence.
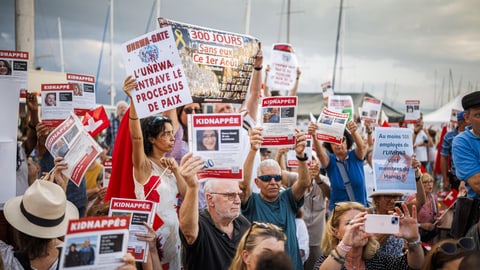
[338,240,352,253]
[415,175,421,182]
[407,235,421,248]
[296,153,308,161]
[28,122,36,130]
[254,65,263,71]
[330,249,345,264]
[129,116,139,120]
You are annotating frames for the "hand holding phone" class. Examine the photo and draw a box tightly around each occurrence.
[364,214,399,234]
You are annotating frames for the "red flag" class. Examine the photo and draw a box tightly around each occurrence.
[105,108,136,201]
[443,189,458,208]
[433,125,448,175]
[82,106,110,137]
[381,120,390,127]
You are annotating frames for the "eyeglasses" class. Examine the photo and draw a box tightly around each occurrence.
[257,174,282,182]
[209,192,242,201]
[150,115,169,126]
[183,107,202,114]
[244,222,283,244]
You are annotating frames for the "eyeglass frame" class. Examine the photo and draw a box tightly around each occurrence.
[433,237,475,268]
[209,192,242,201]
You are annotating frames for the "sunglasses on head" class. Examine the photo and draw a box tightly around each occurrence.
[149,115,169,126]
[184,107,202,114]
[257,174,282,182]
[244,221,283,243]
[437,237,475,255]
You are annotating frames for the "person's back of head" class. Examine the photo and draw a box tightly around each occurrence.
[422,237,476,270]
[255,250,292,270]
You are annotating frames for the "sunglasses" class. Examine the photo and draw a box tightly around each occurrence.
[150,115,169,126]
[209,192,242,201]
[184,107,202,114]
[257,174,282,182]
[433,237,475,267]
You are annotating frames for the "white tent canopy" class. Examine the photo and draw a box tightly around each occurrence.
[423,94,465,127]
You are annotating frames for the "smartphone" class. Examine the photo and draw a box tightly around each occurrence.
[364,214,399,234]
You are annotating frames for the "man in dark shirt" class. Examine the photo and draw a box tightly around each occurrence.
[178,154,250,270]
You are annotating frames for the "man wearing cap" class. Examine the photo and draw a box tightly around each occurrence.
[453,91,480,201]
[440,111,468,191]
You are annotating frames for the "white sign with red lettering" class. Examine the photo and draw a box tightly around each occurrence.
[121,26,192,118]
[260,96,298,147]
[41,83,74,128]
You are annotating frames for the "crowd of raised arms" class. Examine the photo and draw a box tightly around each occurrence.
[3,42,480,270]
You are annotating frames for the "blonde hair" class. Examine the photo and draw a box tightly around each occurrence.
[228,222,287,270]
[321,201,379,260]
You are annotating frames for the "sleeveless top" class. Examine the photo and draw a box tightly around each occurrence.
[133,160,181,270]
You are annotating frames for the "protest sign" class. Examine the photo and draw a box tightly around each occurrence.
[158,17,260,104]
[404,100,420,124]
[188,113,243,181]
[266,43,298,92]
[67,73,96,116]
[315,107,349,145]
[372,127,416,194]
[60,216,130,269]
[45,112,103,186]
[109,198,156,262]
[360,97,382,122]
[286,134,313,167]
[41,83,74,127]
[0,50,28,80]
[260,96,297,147]
[328,95,354,122]
[122,27,192,118]
[103,160,112,188]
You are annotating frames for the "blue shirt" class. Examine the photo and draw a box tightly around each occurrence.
[453,126,480,200]
[440,128,459,175]
[326,150,368,211]
[242,189,304,270]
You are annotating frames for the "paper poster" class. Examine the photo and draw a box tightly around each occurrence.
[328,95,354,122]
[67,73,96,116]
[360,97,382,122]
[372,127,416,194]
[404,100,420,124]
[266,43,298,92]
[260,96,297,147]
[0,50,28,80]
[286,134,313,167]
[315,107,349,145]
[121,26,192,118]
[158,17,260,104]
[188,113,243,181]
[41,83,74,128]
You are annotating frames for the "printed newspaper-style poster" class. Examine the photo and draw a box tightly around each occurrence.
[404,100,420,124]
[315,107,349,145]
[260,96,297,147]
[266,43,298,92]
[188,113,244,181]
[158,17,260,104]
[360,97,382,122]
[67,73,96,116]
[41,83,74,128]
[328,95,354,122]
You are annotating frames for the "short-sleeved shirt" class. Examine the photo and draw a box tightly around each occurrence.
[242,189,304,270]
[452,127,480,200]
[180,209,250,270]
[326,150,367,212]
[440,128,459,174]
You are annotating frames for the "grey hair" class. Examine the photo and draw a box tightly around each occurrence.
[257,159,281,175]
[203,179,223,194]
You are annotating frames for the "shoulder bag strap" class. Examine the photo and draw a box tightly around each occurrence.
[336,160,356,202]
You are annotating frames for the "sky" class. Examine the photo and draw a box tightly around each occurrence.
[1,0,479,112]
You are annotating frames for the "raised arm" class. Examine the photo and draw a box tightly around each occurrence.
[291,130,311,202]
[123,76,150,184]
[240,127,263,205]
[308,121,330,168]
[287,68,301,96]
[178,153,204,245]
[262,64,271,97]
[246,43,263,121]
[24,92,39,155]
[346,120,367,160]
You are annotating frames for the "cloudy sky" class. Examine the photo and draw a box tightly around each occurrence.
[1,0,479,111]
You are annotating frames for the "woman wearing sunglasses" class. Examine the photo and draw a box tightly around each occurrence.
[314,201,424,270]
[229,222,288,270]
[422,237,476,270]
[123,76,188,270]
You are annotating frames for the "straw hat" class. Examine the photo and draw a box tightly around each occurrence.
[4,180,79,239]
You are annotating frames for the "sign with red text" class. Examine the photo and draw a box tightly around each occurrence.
[121,26,192,118]
[0,50,29,80]
[109,198,156,262]
[404,100,421,124]
[260,96,297,147]
[315,107,349,145]
[328,95,354,122]
[266,43,298,92]
[60,216,130,269]
[45,112,102,186]
[158,18,260,104]
[372,127,416,194]
[287,134,313,167]
[67,73,96,116]
[41,83,74,127]
[188,113,244,181]
[360,97,382,122]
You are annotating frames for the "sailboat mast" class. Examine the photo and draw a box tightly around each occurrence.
[331,0,344,92]
[110,0,115,106]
